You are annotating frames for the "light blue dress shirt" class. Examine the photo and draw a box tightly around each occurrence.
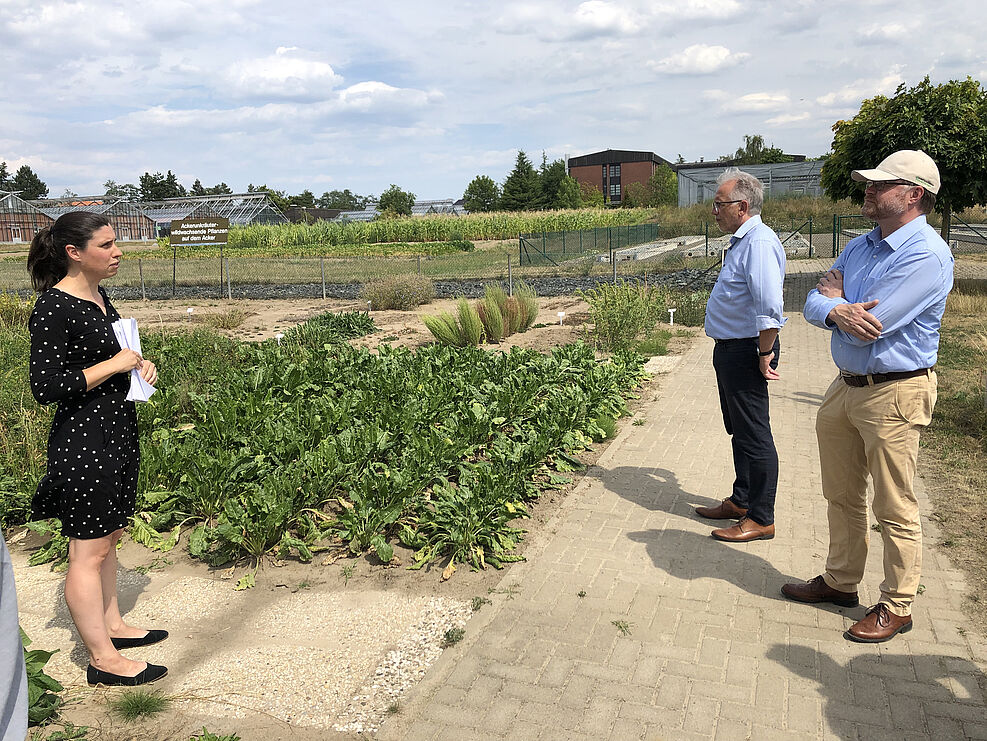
[704,215,787,340]
[803,215,953,375]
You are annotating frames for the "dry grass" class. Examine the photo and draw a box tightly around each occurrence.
[920,285,987,635]
[194,308,251,330]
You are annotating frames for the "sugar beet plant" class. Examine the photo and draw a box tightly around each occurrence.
[2,308,644,573]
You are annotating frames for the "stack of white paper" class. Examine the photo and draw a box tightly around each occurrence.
[110,318,156,403]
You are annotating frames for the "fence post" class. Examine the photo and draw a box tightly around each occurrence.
[508,255,513,296]
[832,214,838,258]
[225,258,232,300]
[808,216,813,257]
[219,243,224,299]
[611,244,617,284]
[562,229,566,257]
[705,222,709,257]
[320,256,327,301]
[417,253,421,275]
[138,258,146,301]
[172,240,177,297]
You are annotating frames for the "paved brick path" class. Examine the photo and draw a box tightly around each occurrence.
[379,313,987,741]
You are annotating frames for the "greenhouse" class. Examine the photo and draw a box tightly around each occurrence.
[676,161,824,207]
[139,193,287,228]
[141,202,222,237]
[0,191,54,244]
[29,197,156,242]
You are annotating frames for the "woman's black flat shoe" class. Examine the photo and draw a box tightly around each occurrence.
[87,662,168,687]
[111,629,169,650]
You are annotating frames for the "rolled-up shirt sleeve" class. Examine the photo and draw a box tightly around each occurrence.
[803,252,849,331]
[29,304,88,405]
[745,236,787,331]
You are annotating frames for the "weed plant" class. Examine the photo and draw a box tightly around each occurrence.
[0,292,33,328]
[580,281,707,351]
[360,275,435,310]
[21,628,63,726]
[109,690,170,721]
[189,730,241,741]
[196,309,249,330]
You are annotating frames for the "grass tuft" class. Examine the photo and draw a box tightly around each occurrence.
[109,689,170,722]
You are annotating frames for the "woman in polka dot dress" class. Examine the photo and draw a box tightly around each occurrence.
[27,212,168,687]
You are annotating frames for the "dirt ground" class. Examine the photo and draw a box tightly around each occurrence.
[13,297,699,741]
[112,295,599,349]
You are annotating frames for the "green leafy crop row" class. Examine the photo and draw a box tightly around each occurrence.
[2,306,644,573]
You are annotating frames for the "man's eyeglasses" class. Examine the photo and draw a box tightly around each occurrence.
[863,180,914,191]
[712,199,744,213]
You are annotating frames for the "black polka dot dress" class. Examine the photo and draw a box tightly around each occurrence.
[28,286,139,539]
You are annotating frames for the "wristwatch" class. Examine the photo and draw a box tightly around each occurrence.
[758,349,774,356]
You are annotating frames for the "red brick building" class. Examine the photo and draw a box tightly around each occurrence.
[568,150,673,205]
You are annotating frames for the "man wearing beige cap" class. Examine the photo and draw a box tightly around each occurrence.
[782,150,953,642]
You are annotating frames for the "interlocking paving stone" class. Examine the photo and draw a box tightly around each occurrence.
[379,311,987,740]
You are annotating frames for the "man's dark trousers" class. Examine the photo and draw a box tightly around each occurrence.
[712,336,780,526]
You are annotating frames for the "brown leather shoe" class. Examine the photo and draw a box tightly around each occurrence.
[845,603,912,643]
[781,575,859,607]
[695,497,748,520]
[710,516,774,542]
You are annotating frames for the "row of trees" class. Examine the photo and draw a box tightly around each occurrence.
[463,152,583,213]
[0,162,49,199]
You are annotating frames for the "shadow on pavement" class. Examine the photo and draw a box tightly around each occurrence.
[627,528,799,603]
[766,642,987,738]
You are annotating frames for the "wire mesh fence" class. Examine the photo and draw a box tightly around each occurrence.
[3,213,986,301]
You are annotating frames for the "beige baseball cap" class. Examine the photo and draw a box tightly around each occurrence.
[851,149,940,194]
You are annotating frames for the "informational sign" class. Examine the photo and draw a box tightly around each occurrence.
[169,218,230,246]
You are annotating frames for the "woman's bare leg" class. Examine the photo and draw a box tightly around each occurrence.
[100,530,147,639]
[65,533,145,676]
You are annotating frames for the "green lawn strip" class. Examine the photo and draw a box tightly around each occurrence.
[919,295,987,635]
[2,309,645,574]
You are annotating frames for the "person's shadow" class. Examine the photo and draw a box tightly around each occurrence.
[767,643,986,738]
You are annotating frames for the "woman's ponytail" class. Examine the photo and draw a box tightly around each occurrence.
[26,212,110,292]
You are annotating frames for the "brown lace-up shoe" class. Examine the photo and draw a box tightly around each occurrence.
[695,497,748,520]
[710,516,774,542]
[845,603,912,643]
[781,575,859,607]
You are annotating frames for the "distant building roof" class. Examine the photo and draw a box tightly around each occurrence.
[568,149,673,168]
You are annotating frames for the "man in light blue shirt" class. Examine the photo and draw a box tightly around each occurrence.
[697,168,786,543]
[784,149,953,643]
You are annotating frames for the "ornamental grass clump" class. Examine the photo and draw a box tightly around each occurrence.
[360,274,435,310]
[579,280,667,352]
[423,299,485,347]
[473,283,538,343]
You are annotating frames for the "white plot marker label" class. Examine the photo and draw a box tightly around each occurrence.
[558,311,566,326]
[668,308,676,326]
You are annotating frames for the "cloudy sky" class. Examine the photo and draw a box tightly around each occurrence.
[1,0,984,200]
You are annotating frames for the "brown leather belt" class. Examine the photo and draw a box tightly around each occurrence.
[840,368,930,387]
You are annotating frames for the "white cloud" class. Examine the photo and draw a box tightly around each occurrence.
[705,90,791,112]
[650,44,750,75]
[816,66,904,106]
[765,112,811,126]
[858,22,912,43]
[224,48,342,101]
[572,1,639,36]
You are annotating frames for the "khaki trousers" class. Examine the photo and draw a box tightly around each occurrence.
[815,372,937,617]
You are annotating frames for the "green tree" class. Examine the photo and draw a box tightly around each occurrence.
[463,175,500,212]
[139,170,186,200]
[207,182,233,195]
[578,181,605,207]
[190,178,207,196]
[104,179,141,200]
[822,76,987,238]
[619,165,677,208]
[500,150,539,211]
[556,175,582,209]
[0,162,10,190]
[723,134,791,165]
[290,189,316,208]
[317,189,370,210]
[11,165,48,199]
[247,184,290,213]
[537,156,568,209]
[377,184,416,216]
